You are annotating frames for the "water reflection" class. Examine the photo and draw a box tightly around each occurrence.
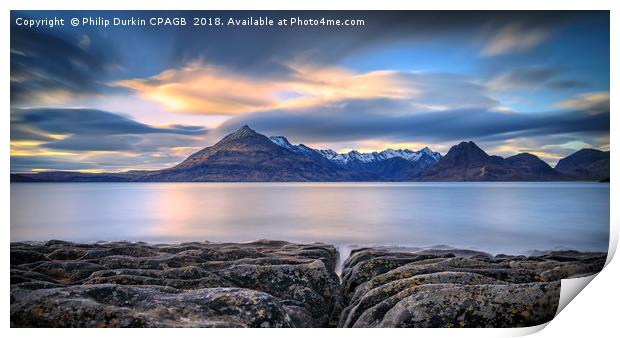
[11,182,610,254]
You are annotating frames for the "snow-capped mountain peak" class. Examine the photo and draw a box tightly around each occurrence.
[418,147,442,162]
[269,136,320,156]
[269,135,442,165]
[269,136,296,151]
[319,149,339,158]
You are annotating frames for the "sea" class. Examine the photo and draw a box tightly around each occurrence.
[11,182,610,257]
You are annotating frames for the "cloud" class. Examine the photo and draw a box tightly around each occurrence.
[10,123,57,142]
[115,62,495,115]
[489,66,561,91]
[214,98,609,147]
[164,12,490,72]
[78,35,91,51]
[164,11,591,71]
[11,108,207,137]
[10,25,121,106]
[42,133,206,153]
[42,135,144,151]
[80,151,188,170]
[546,79,589,90]
[10,108,210,171]
[114,62,422,115]
[486,134,609,165]
[11,156,96,172]
[114,63,281,115]
[557,92,610,115]
[10,150,189,173]
[11,11,603,110]
[480,23,551,56]
[487,66,591,93]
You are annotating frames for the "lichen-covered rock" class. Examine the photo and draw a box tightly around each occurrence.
[340,271,507,327]
[376,282,560,328]
[11,285,294,327]
[339,248,605,328]
[340,249,453,303]
[10,240,341,328]
[10,249,49,265]
[11,241,606,328]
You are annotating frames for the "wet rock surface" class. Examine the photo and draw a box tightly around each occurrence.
[11,240,340,328]
[11,241,606,328]
[339,248,606,328]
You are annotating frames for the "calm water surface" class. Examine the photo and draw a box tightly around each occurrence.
[10,182,610,255]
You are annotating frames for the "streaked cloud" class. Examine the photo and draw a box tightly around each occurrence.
[11,108,207,137]
[546,79,589,90]
[557,92,610,115]
[10,108,209,172]
[489,66,560,91]
[480,23,551,56]
[10,26,121,106]
[11,156,96,172]
[114,61,425,115]
[114,63,279,115]
[115,62,497,116]
[488,66,591,92]
[215,98,609,145]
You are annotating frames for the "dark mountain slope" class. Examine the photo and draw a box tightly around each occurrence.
[554,149,610,180]
[504,153,561,179]
[141,126,349,182]
[418,141,506,181]
[418,142,563,181]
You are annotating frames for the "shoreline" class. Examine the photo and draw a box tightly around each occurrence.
[11,239,606,328]
[10,179,611,183]
[10,239,609,273]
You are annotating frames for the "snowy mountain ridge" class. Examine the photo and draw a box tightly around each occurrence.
[269,136,442,165]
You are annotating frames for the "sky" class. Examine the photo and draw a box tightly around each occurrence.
[10,11,610,172]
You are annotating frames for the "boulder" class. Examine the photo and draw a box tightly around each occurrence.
[376,282,560,328]
[11,240,341,328]
[11,284,294,327]
[339,248,605,328]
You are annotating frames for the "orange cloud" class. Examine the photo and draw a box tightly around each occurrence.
[113,61,420,115]
[115,63,279,115]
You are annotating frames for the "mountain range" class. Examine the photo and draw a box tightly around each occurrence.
[11,125,610,182]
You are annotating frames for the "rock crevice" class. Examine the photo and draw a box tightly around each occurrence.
[338,248,605,328]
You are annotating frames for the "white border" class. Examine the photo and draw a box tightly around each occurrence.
[3,1,617,337]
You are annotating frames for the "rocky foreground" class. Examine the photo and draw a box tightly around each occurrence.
[11,240,606,328]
